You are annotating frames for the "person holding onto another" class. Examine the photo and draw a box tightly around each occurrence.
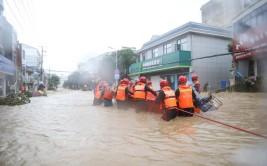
[133,76,157,113]
[155,80,178,121]
[175,76,197,117]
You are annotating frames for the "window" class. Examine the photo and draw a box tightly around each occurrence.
[163,43,172,54]
[152,48,159,58]
[177,37,188,51]
[141,53,145,61]
[145,51,152,60]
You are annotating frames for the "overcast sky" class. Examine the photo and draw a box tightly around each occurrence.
[3,0,209,73]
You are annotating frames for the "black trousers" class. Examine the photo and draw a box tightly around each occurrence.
[177,108,194,117]
[162,109,177,121]
[116,100,128,110]
[134,100,148,113]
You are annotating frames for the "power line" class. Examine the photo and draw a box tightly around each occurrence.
[131,46,267,71]
[3,0,26,34]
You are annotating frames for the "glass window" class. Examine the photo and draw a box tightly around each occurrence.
[257,14,263,26]
[163,43,172,54]
[177,37,188,51]
[141,53,145,61]
[251,16,256,28]
[152,48,158,58]
[264,11,267,23]
[146,51,152,60]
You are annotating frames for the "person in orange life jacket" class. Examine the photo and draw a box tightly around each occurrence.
[93,80,102,105]
[127,81,135,107]
[146,81,158,112]
[175,76,197,117]
[155,80,178,121]
[115,78,133,110]
[133,76,157,113]
[103,82,114,107]
[93,81,106,105]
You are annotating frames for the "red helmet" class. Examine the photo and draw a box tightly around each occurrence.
[100,81,106,86]
[123,78,129,85]
[120,80,124,84]
[160,80,168,88]
[139,76,146,83]
[129,81,134,86]
[178,76,187,83]
[191,74,198,80]
[147,81,152,85]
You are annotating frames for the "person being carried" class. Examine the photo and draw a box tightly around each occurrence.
[175,76,197,117]
[155,80,178,121]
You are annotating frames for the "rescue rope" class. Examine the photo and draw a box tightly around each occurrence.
[177,108,267,140]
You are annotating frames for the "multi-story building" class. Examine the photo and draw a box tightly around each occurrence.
[232,0,267,91]
[129,22,232,91]
[0,0,17,96]
[77,53,107,89]
[201,0,260,27]
[17,43,42,92]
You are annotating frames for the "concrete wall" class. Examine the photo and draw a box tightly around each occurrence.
[191,33,232,90]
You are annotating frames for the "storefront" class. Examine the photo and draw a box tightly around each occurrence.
[232,1,267,91]
[129,50,191,90]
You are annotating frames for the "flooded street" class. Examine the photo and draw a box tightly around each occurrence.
[0,89,267,166]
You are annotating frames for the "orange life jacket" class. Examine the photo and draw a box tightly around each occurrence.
[104,85,113,100]
[116,84,127,101]
[133,82,146,100]
[146,85,156,101]
[95,85,102,99]
[161,86,177,109]
[178,85,194,108]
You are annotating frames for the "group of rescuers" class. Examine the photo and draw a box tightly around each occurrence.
[93,74,201,121]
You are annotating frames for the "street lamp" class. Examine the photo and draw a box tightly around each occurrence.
[108,47,118,86]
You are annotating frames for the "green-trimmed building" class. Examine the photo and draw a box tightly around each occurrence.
[129,22,232,91]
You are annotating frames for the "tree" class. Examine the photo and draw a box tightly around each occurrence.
[66,71,81,89]
[97,48,136,81]
[48,74,60,90]
[117,48,136,78]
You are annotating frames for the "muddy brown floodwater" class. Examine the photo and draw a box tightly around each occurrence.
[0,89,267,166]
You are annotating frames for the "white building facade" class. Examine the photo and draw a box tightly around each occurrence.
[129,22,232,91]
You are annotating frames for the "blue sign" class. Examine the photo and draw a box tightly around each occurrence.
[114,74,120,80]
